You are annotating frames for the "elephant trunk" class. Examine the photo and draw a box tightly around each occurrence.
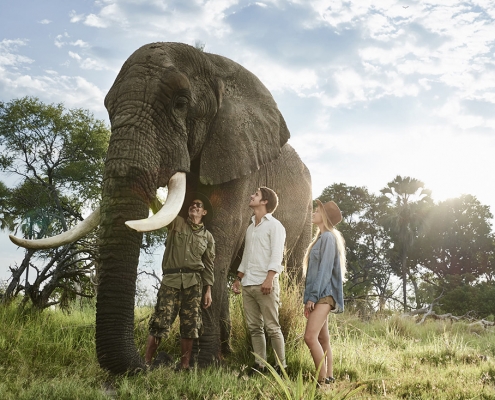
[95,132,162,373]
[96,178,148,374]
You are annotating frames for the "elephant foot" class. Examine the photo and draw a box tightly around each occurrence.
[101,381,117,397]
[221,341,233,356]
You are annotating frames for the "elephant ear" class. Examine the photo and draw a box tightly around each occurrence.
[199,60,290,185]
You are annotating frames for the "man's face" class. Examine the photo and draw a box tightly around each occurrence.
[188,199,207,220]
[249,190,267,208]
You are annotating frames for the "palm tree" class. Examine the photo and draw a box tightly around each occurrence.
[381,176,432,311]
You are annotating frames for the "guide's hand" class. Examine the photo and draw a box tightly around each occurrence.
[203,287,212,308]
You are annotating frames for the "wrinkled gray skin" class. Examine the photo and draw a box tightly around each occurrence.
[98,42,312,374]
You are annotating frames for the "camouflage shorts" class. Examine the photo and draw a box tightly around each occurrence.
[148,283,203,339]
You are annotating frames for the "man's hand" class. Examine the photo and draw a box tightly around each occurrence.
[304,300,315,319]
[203,286,212,309]
[232,279,241,295]
[261,277,273,295]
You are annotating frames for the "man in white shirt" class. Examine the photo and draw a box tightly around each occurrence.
[232,187,287,374]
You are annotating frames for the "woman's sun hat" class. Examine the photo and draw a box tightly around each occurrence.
[315,199,342,227]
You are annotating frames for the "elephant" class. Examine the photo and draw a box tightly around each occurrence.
[10,42,312,374]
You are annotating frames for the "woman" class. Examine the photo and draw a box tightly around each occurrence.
[303,199,346,385]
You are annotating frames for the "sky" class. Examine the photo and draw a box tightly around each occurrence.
[1,0,495,284]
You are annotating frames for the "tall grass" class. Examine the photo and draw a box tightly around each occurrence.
[2,279,495,399]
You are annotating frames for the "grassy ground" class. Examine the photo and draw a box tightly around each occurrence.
[1,281,495,399]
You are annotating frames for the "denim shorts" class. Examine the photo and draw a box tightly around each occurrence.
[316,295,335,310]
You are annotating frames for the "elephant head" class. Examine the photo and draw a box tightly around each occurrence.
[10,42,307,374]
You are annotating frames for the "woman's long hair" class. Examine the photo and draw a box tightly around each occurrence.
[303,203,347,280]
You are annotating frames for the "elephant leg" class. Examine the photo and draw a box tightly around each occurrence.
[195,237,244,365]
[194,182,253,365]
[196,289,221,365]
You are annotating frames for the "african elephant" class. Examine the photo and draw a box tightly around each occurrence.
[10,42,312,374]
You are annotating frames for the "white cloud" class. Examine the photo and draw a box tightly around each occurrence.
[0,38,29,51]
[236,51,319,94]
[69,10,85,23]
[54,33,70,48]
[0,39,33,67]
[307,0,400,30]
[80,58,108,70]
[285,0,495,130]
[67,0,235,42]
[69,51,82,61]
[323,69,367,106]
[434,98,487,130]
[70,40,90,48]
[319,68,419,107]
[68,51,112,71]
[84,13,109,28]
[418,78,432,90]
[365,13,402,41]
[0,68,107,117]
[69,0,133,28]
[39,19,51,25]
[75,3,129,29]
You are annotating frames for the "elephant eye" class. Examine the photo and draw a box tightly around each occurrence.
[174,97,189,111]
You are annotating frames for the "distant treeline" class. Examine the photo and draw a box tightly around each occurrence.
[318,178,494,316]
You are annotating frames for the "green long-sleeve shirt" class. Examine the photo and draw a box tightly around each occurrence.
[161,216,215,289]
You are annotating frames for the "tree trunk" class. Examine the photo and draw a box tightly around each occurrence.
[409,274,420,309]
[402,254,408,312]
[2,249,35,303]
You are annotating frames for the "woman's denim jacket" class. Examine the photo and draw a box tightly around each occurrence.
[303,231,344,313]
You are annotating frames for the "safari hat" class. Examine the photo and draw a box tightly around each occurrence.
[315,199,342,227]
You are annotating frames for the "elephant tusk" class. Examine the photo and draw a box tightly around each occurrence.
[125,172,186,232]
[9,207,101,249]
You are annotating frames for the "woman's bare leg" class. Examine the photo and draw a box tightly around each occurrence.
[304,303,331,381]
[318,316,332,378]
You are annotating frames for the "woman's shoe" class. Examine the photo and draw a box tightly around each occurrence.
[325,376,335,384]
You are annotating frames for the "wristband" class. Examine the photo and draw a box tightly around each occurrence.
[236,276,242,282]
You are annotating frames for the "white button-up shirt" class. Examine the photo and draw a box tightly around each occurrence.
[238,213,286,286]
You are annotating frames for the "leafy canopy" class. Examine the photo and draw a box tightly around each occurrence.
[0,96,109,205]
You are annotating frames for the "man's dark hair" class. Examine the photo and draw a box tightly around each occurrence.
[259,187,279,213]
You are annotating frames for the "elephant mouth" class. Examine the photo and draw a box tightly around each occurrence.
[8,172,187,249]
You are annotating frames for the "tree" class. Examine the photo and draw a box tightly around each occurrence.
[402,195,495,316]
[416,194,495,280]
[380,176,433,311]
[0,97,109,309]
[0,181,15,231]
